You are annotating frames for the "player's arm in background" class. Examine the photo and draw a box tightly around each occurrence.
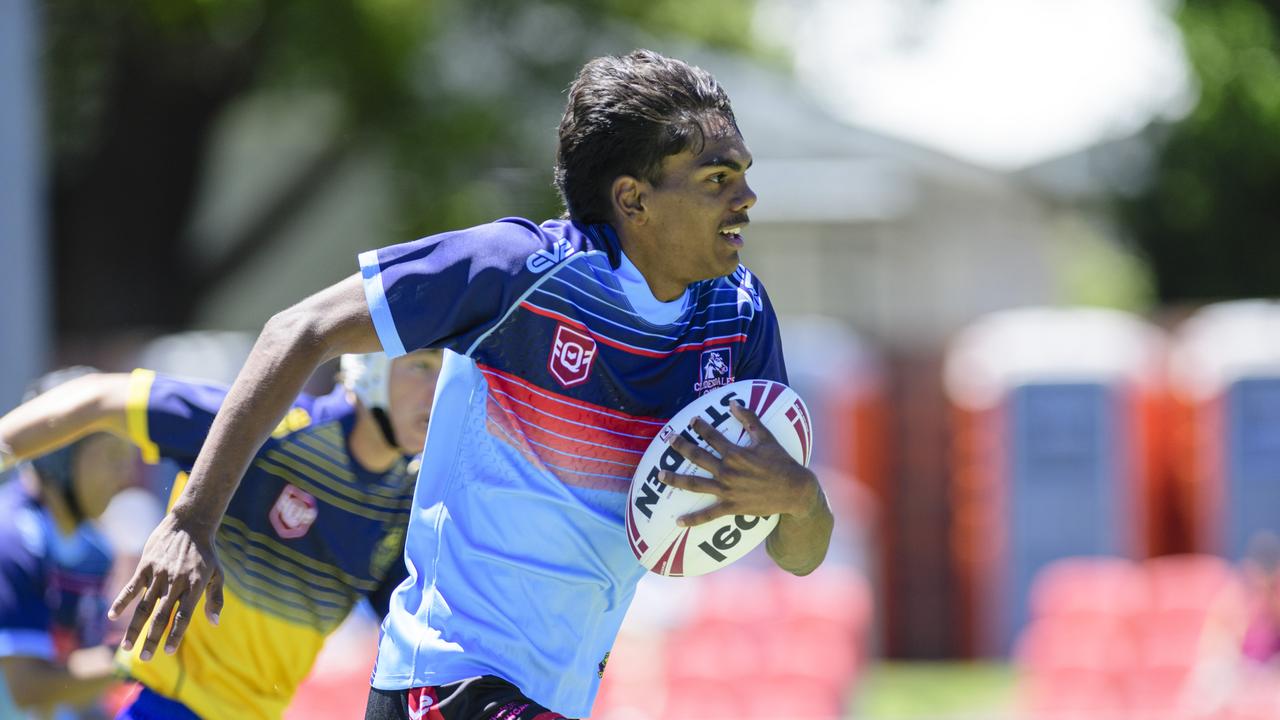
[0,370,228,482]
[0,650,118,713]
[108,274,379,661]
[0,373,131,462]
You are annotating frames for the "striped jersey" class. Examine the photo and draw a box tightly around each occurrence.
[360,218,786,717]
[117,370,415,720]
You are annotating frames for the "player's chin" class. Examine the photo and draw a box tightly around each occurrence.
[715,251,740,276]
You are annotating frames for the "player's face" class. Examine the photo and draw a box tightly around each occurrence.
[386,350,442,454]
[71,433,136,519]
[642,122,756,286]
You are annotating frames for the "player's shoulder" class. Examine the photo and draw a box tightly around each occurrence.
[502,217,598,275]
[435,217,595,278]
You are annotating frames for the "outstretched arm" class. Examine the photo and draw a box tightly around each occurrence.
[0,374,130,466]
[108,273,379,660]
[0,647,118,712]
[661,402,834,576]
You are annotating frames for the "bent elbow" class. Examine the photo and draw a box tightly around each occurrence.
[261,306,328,358]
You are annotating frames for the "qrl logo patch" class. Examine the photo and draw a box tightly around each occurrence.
[549,324,597,387]
[693,347,733,394]
[269,485,318,539]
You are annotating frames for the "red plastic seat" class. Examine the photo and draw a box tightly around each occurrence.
[1029,556,1148,623]
[665,625,763,681]
[661,678,747,720]
[687,567,781,628]
[1144,554,1235,615]
[763,621,860,687]
[1133,609,1207,672]
[771,565,873,635]
[1015,616,1138,676]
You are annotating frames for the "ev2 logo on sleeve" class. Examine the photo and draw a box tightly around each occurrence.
[526,238,577,273]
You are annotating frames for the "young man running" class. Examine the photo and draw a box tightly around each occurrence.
[114,50,834,720]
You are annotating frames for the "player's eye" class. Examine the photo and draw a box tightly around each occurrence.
[708,172,728,185]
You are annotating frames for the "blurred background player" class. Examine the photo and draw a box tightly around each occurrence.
[0,367,135,719]
[0,351,442,720]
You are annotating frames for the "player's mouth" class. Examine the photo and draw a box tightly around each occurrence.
[719,226,745,249]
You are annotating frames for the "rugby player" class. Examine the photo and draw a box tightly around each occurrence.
[0,368,133,718]
[0,351,441,719]
[113,50,835,720]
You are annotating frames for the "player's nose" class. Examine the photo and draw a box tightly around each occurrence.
[733,180,757,212]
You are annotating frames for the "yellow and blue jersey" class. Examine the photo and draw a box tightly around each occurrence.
[117,369,415,720]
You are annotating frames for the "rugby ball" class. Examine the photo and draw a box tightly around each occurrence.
[625,379,813,577]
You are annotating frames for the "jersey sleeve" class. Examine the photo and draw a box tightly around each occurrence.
[358,218,549,358]
[0,510,54,661]
[736,274,789,385]
[125,370,232,469]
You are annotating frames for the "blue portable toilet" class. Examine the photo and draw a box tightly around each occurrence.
[945,307,1165,655]
[1170,301,1280,560]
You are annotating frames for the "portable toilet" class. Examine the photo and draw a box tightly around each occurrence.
[945,307,1166,655]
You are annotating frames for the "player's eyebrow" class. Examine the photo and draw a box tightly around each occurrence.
[699,155,753,172]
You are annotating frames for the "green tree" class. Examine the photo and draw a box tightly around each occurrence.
[1120,0,1280,302]
[43,0,761,336]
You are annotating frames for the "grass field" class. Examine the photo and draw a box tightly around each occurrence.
[852,662,1018,719]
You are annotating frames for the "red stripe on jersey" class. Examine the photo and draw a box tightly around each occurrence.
[486,402,636,481]
[485,411,635,492]
[518,302,746,357]
[479,365,663,433]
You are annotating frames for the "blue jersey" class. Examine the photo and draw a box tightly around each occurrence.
[360,218,786,716]
[0,480,113,717]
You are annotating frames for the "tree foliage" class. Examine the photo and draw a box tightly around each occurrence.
[43,0,762,335]
[1120,0,1280,302]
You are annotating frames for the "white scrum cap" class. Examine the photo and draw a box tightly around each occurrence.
[340,353,391,410]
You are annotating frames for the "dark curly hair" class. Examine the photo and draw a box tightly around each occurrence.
[554,49,738,224]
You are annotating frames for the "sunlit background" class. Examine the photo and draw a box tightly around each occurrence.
[3,0,1280,717]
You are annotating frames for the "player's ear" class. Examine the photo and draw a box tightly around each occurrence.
[611,175,647,226]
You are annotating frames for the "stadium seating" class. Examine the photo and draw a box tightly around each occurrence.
[592,565,872,720]
[1028,556,1148,622]
[1012,553,1280,719]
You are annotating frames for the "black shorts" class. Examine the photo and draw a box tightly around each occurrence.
[364,676,572,720]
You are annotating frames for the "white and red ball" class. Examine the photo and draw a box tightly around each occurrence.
[625,379,814,577]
